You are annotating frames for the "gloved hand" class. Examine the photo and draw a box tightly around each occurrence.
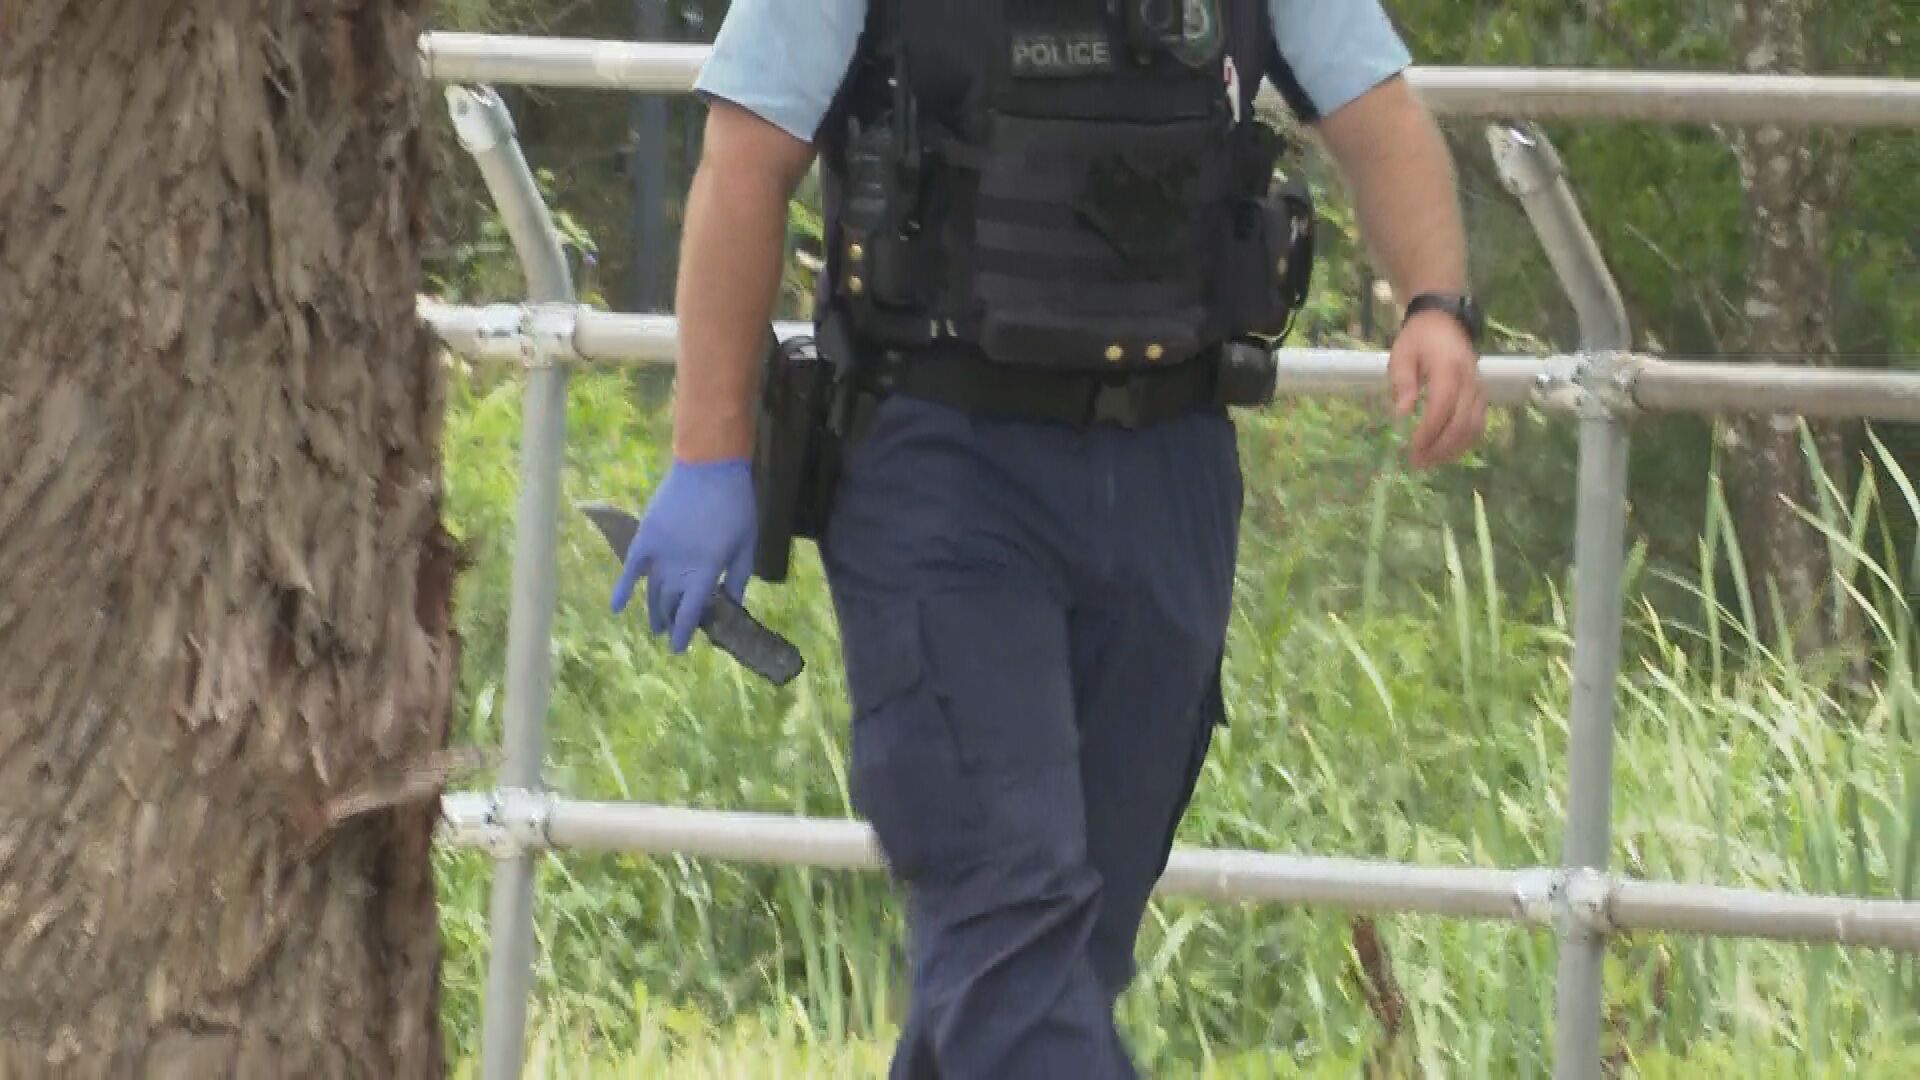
[610,458,758,654]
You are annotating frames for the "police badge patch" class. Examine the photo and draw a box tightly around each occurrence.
[1168,0,1222,68]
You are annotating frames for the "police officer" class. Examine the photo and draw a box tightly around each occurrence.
[612,1,1487,1075]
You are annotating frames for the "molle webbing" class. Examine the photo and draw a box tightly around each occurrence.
[962,112,1231,368]
[821,0,1295,374]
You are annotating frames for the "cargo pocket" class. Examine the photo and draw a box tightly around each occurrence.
[916,587,1081,785]
[914,586,1088,874]
[841,600,988,885]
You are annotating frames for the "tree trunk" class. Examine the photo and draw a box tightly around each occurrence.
[0,1,458,1075]
[1721,0,1852,658]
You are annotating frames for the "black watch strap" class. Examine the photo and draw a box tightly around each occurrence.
[1404,292,1484,345]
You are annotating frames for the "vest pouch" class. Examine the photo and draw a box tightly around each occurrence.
[963,111,1230,371]
[1217,196,1284,337]
[977,304,1209,369]
[836,223,924,309]
[1277,185,1315,317]
[1213,119,1312,340]
[837,118,938,344]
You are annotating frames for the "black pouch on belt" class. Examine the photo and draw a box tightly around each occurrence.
[1212,339,1279,409]
[752,330,842,583]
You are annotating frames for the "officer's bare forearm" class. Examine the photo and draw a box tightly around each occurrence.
[1313,75,1467,303]
[672,102,816,462]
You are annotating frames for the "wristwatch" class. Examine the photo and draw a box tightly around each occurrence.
[1403,292,1484,347]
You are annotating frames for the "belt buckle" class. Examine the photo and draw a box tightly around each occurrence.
[1089,377,1141,429]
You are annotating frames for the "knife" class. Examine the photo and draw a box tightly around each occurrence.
[578,501,805,687]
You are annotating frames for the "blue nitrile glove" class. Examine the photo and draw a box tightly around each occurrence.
[610,458,757,654]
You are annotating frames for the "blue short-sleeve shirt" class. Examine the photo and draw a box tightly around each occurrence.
[694,0,1413,144]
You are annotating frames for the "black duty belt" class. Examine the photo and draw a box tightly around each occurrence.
[863,344,1223,431]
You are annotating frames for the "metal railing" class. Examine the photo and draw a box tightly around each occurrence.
[415,35,1920,1080]
[416,32,1920,129]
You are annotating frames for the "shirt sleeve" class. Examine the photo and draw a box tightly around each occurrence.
[1267,0,1414,121]
[692,0,870,144]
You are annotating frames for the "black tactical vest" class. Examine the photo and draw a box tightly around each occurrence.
[817,0,1304,374]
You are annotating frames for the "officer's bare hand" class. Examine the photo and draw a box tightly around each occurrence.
[1388,311,1485,469]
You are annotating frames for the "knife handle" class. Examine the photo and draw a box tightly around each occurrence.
[700,590,805,687]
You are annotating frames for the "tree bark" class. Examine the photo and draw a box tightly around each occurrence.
[1721,0,1852,658]
[0,1,458,1075]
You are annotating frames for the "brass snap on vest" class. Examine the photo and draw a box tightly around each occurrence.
[849,276,865,295]
[1145,343,1165,362]
[849,242,865,262]
[1105,344,1125,362]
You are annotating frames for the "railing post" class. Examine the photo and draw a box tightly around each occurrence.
[1555,398,1632,1078]
[1487,124,1631,353]
[446,84,578,1080]
[1489,122,1634,1079]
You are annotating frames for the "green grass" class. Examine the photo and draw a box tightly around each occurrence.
[431,362,1920,1077]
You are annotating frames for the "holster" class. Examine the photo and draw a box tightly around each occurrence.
[752,329,845,583]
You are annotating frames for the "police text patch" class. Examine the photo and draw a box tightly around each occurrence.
[1010,30,1114,77]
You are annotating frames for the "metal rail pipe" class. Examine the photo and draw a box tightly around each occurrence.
[417,300,1920,423]
[415,300,1575,405]
[445,85,575,1080]
[1556,412,1632,1078]
[1488,123,1632,353]
[545,800,1551,921]
[445,87,575,306]
[416,300,807,365]
[437,796,1920,952]
[1266,351,1582,410]
[417,33,1920,129]
[422,33,706,92]
[1632,359,1920,421]
[1407,67,1920,129]
[1489,119,1638,1079]
[1610,880,1920,952]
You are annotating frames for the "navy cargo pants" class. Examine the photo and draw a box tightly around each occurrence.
[820,390,1243,1078]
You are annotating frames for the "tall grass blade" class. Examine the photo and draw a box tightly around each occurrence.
[1475,492,1501,667]
[1363,471,1392,620]
[1706,467,1761,647]
[1443,524,1478,718]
